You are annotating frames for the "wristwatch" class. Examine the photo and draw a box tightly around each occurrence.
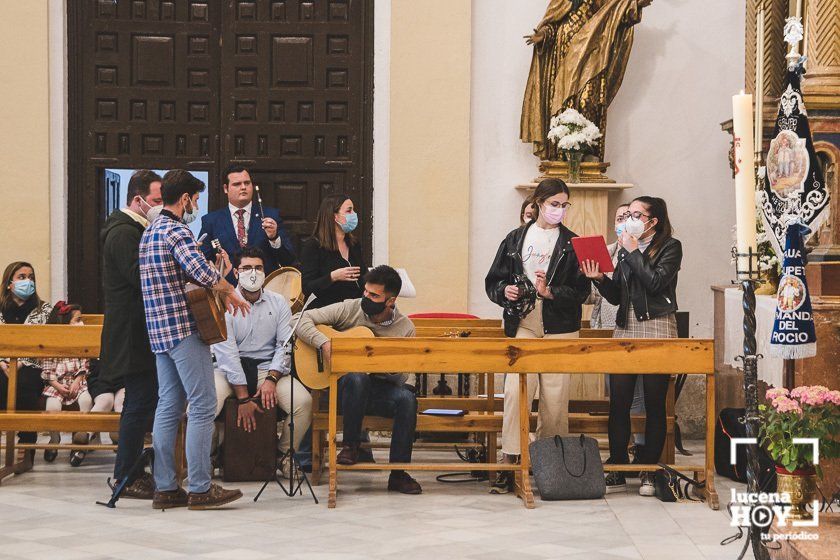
[237,397,252,405]
[265,373,280,384]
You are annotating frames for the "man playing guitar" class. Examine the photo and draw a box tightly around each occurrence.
[139,170,250,510]
[296,265,422,494]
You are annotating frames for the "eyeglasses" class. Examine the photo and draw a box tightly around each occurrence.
[547,202,572,209]
[238,265,264,272]
[619,211,650,220]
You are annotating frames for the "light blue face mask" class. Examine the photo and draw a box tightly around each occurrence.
[339,212,358,233]
[12,279,35,300]
[615,222,626,238]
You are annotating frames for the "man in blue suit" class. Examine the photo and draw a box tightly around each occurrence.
[199,165,297,284]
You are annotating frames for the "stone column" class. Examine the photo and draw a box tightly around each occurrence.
[803,0,840,108]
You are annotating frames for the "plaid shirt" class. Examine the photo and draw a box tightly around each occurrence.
[139,210,222,353]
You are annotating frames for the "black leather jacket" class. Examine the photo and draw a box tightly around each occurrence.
[595,237,682,328]
[485,222,591,336]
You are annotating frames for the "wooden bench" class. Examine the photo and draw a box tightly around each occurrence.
[0,324,121,482]
[310,323,681,483]
[325,336,717,510]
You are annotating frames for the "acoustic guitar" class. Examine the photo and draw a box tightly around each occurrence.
[185,239,228,345]
[294,325,374,389]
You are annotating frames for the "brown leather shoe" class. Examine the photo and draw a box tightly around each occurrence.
[187,483,243,510]
[152,487,188,510]
[337,443,359,466]
[387,470,422,495]
[122,472,155,500]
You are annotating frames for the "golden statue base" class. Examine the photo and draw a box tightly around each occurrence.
[536,160,615,184]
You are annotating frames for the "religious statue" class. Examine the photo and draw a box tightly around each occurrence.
[521,0,653,162]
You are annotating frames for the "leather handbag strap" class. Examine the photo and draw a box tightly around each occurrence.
[657,463,705,502]
[555,434,588,478]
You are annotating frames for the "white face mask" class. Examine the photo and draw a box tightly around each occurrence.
[144,203,163,223]
[624,217,653,237]
[182,199,198,225]
[138,197,162,220]
[238,269,265,293]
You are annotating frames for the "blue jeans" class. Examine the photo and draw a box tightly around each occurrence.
[338,374,417,464]
[153,333,216,493]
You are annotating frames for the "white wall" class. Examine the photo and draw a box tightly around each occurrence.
[469,0,745,338]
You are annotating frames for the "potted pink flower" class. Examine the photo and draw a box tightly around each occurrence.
[759,386,840,519]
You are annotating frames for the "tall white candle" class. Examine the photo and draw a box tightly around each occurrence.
[733,91,757,277]
[755,8,765,151]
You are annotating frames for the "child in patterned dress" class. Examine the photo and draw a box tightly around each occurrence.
[41,302,93,466]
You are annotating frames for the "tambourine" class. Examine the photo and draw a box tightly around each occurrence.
[264,266,304,313]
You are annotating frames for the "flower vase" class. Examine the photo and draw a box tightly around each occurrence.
[755,268,780,296]
[564,151,583,184]
[775,466,817,520]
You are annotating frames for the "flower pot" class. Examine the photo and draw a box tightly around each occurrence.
[564,151,583,184]
[775,466,817,520]
[755,268,779,295]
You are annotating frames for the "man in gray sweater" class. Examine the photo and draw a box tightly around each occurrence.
[296,265,421,494]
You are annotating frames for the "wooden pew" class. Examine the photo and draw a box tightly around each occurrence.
[0,325,119,482]
[310,324,682,481]
[326,336,717,510]
[0,324,182,484]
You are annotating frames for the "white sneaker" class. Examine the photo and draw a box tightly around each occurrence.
[639,471,656,497]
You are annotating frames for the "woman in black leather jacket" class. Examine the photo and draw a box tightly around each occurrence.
[485,178,590,493]
[581,196,682,497]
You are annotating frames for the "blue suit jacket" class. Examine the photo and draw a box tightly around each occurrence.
[198,206,297,285]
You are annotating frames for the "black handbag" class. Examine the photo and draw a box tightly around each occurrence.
[654,463,705,503]
[529,434,606,500]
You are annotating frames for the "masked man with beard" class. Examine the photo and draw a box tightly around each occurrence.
[99,170,163,499]
[211,246,312,463]
[295,265,421,494]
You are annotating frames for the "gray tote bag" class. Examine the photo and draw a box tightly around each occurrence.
[529,434,606,500]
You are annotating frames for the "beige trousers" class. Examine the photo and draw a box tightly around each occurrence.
[501,299,576,455]
[213,369,312,452]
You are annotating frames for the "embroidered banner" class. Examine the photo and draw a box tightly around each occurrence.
[769,222,816,359]
[758,65,829,259]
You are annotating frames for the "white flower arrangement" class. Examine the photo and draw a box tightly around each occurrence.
[547,108,602,153]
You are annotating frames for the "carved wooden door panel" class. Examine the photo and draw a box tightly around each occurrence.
[69,0,372,311]
[69,0,222,311]
[219,0,373,248]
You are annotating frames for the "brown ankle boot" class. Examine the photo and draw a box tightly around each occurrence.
[13,449,34,474]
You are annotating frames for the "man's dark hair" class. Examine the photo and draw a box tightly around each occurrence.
[126,169,162,205]
[161,169,205,205]
[235,245,266,268]
[222,164,250,187]
[364,265,402,298]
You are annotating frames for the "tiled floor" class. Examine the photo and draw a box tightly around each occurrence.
[0,440,747,560]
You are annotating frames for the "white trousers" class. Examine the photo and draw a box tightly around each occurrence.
[501,300,576,455]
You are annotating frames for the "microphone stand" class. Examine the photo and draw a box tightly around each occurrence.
[254,293,319,504]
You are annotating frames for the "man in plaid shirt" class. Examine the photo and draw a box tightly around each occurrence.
[139,169,250,510]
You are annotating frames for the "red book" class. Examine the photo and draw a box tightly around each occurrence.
[571,235,615,273]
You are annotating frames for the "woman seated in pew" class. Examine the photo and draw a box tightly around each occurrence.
[590,204,647,461]
[0,261,53,470]
[485,179,591,494]
[581,196,682,497]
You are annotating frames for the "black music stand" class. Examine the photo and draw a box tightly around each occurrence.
[254,294,318,504]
